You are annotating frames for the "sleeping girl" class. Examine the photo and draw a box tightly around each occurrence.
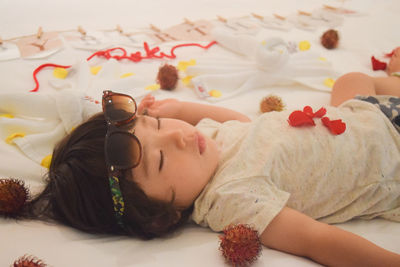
[12,49,400,266]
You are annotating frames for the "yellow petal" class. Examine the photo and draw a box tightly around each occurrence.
[145,84,160,91]
[299,40,311,51]
[0,114,14,118]
[261,40,267,46]
[5,132,25,144]
[318,57,327,61]
[177,59,196,72]
[41,154,52,169]
[181,75,194,86]
[53,67,69,79]
[120,72,134,78]
[209,89,222,98]
[90,66,102,75]
[324,78,335,88]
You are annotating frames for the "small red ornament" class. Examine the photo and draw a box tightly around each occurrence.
[288,106,346,135]
[385,48,396,58]
[371,56,387,71]
[288,110,315,126]
[219,224,262,266]
[321,117,346,135]
[288,106,326,127]
[321,29,339,49]
[0,178,29,217]
[156,64,179,90]
[13,255,47,267]
[303,106,326,118]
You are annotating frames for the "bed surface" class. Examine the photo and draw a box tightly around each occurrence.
[0,0,399,266]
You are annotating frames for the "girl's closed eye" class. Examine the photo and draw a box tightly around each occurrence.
[157,117,161,130]
[159,150,164,171]
[157,117,164,171]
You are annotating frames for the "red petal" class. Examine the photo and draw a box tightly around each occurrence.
[371,56,387,71]
[313,107,327,118]
[321,116,330,124]
[322,117,346,135]
[385,49,395,58]
[288,110,315,127]
[303,106,314,117]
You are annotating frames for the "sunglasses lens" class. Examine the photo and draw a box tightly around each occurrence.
[104,94,137,124]
[106,132,142,169]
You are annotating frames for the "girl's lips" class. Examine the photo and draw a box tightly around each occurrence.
[197,132,206,154]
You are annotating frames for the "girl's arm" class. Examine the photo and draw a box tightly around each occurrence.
[261,207,400,266]
[138,94,251,124]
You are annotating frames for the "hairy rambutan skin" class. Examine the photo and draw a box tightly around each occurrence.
[321,29,339,49]
[260,95,285,113]
[157,64,179,90]
[13,255,47,267]
[0,178,29,218]
[219,224,262,266]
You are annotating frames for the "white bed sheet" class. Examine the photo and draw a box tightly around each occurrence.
[0,0,399,266]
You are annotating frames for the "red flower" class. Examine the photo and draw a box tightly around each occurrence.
[288,106,326,127]
[288,110,315,126]
[371,56,387,71]
[313,107,327,118]
[321,117,346,135]
[288,106,346,135]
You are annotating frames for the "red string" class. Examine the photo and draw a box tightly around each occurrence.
[86,41,217,62]
[31,63,72,92]
[30,41,217,92]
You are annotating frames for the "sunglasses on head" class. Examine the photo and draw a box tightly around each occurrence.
[102,90,143,226]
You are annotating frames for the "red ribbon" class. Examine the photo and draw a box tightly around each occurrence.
[31,63,72,92]
[31,41,217,92]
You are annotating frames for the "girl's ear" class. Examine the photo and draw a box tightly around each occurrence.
[149,210,182,233]
[173,210,182,224]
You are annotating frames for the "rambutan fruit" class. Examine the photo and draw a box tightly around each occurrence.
[13,255,47,267]
[260,95,285,113]
[219,224,262,266]
[0,178,29,217]
[321,29,339,49]
[157,64,179,90]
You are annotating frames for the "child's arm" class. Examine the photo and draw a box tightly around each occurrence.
[138,94,251,125]
[261,207,400,266]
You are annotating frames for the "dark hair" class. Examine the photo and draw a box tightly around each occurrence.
[23,113,192,239]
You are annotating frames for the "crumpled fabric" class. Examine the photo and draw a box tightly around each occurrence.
[0,91,100,165]
[187,27,338,102]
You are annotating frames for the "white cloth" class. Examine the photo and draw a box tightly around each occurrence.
[0,91,101,164]
[187,28,338,102]
[48,59,156,102]
[193,100,400,234]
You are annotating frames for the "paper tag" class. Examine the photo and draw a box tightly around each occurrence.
[192,79,210,99]
[0,42,21,61]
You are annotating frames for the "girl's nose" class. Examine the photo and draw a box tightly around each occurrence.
[165,129,186,148]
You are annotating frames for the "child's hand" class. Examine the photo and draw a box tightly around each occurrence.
[387,47,400,76]
[138,94,181,119]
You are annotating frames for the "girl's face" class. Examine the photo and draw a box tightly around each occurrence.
[130,115,219,209]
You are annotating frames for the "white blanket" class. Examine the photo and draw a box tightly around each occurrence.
[0,92,99,165]
[188,28,338,101]
[0,0,399,266]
